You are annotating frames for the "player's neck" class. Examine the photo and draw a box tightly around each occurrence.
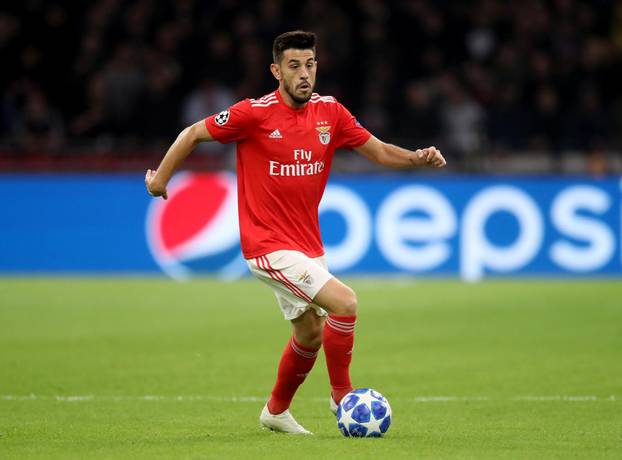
[277,87,307,110]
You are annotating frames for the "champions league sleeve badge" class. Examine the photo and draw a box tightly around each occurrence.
[316,125,331,145]
[215,109,230,126]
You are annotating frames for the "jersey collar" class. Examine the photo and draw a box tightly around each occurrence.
[275,88,309,113]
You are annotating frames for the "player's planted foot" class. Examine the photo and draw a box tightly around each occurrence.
[329,396,339,415]
[259,403,313,435]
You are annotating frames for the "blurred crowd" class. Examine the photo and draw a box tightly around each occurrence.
[1,0,621,171]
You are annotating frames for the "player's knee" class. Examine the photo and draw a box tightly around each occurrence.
[335,286,357,316]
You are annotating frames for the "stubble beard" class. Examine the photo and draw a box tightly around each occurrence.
[284,79,314,105]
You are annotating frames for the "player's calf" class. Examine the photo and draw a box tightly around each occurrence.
[314,278,358,404]
[268,335,320,415]
[291,309,324,349]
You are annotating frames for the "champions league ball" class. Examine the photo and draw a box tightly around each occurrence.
[336,388,392,437]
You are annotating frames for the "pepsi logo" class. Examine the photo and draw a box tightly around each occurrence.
[146,172,245,279]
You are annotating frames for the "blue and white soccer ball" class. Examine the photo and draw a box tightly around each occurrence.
[336,388,392,437]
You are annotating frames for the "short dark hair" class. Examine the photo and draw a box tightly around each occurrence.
[272,30,316,63]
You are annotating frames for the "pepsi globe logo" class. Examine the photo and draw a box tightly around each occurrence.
[146,172,246,280]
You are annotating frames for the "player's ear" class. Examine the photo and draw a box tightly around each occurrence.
[270,63,281,81]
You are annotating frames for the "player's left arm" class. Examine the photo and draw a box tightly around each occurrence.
[354,135,446,169]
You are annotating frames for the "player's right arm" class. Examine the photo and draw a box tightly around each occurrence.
[145,121,212,200]
[146,100,253,200]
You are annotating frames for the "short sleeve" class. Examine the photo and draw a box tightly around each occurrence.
[334,103,372,150]
[204,99,254,144]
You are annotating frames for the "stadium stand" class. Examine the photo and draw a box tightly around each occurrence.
[0,0,620,173]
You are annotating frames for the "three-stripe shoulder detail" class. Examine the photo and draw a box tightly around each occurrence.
[250,93,279,107]
[309,93,336,104]
[249,92,336,107]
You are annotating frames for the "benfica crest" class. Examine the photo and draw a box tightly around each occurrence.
[316,125,331,145]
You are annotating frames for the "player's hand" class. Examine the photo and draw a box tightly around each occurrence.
[145,169,168,200]
[413,146,446,168]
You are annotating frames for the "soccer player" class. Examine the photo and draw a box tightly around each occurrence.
[145,30,446,434]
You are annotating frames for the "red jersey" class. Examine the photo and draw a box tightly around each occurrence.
[204,90,371,259]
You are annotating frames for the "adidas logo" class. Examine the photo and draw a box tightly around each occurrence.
[269,129,282,139]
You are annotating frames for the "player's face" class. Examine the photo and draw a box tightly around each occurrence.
[276,49,317,104]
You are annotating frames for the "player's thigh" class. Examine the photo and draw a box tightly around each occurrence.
[312,277,357,316]
[246,250,333,320]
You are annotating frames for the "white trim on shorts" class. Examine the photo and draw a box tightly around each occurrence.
[246,250,334,320]
[256,255,313,303]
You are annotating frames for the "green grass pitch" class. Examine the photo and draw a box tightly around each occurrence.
[0,278,620,459]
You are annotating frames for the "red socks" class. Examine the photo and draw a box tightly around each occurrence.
[267,336,319,414]
[267,314,357,414]
[323,314,356,403]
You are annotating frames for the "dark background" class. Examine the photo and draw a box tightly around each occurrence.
[1,0,620,173]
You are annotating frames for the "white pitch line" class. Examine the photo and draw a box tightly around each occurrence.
[513,395,608,401]
[412,396,491,402]
[1,395,617,403]
[0,395,264,402]
[55,395,94,402]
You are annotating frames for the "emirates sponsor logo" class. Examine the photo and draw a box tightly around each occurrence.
[269,149,325,177]
[269,161,325,177]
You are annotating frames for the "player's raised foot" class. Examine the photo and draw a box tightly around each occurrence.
[329,396,339,415]
[259,403,313,435]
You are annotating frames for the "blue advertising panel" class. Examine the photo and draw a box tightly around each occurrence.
[1,173,620,280]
